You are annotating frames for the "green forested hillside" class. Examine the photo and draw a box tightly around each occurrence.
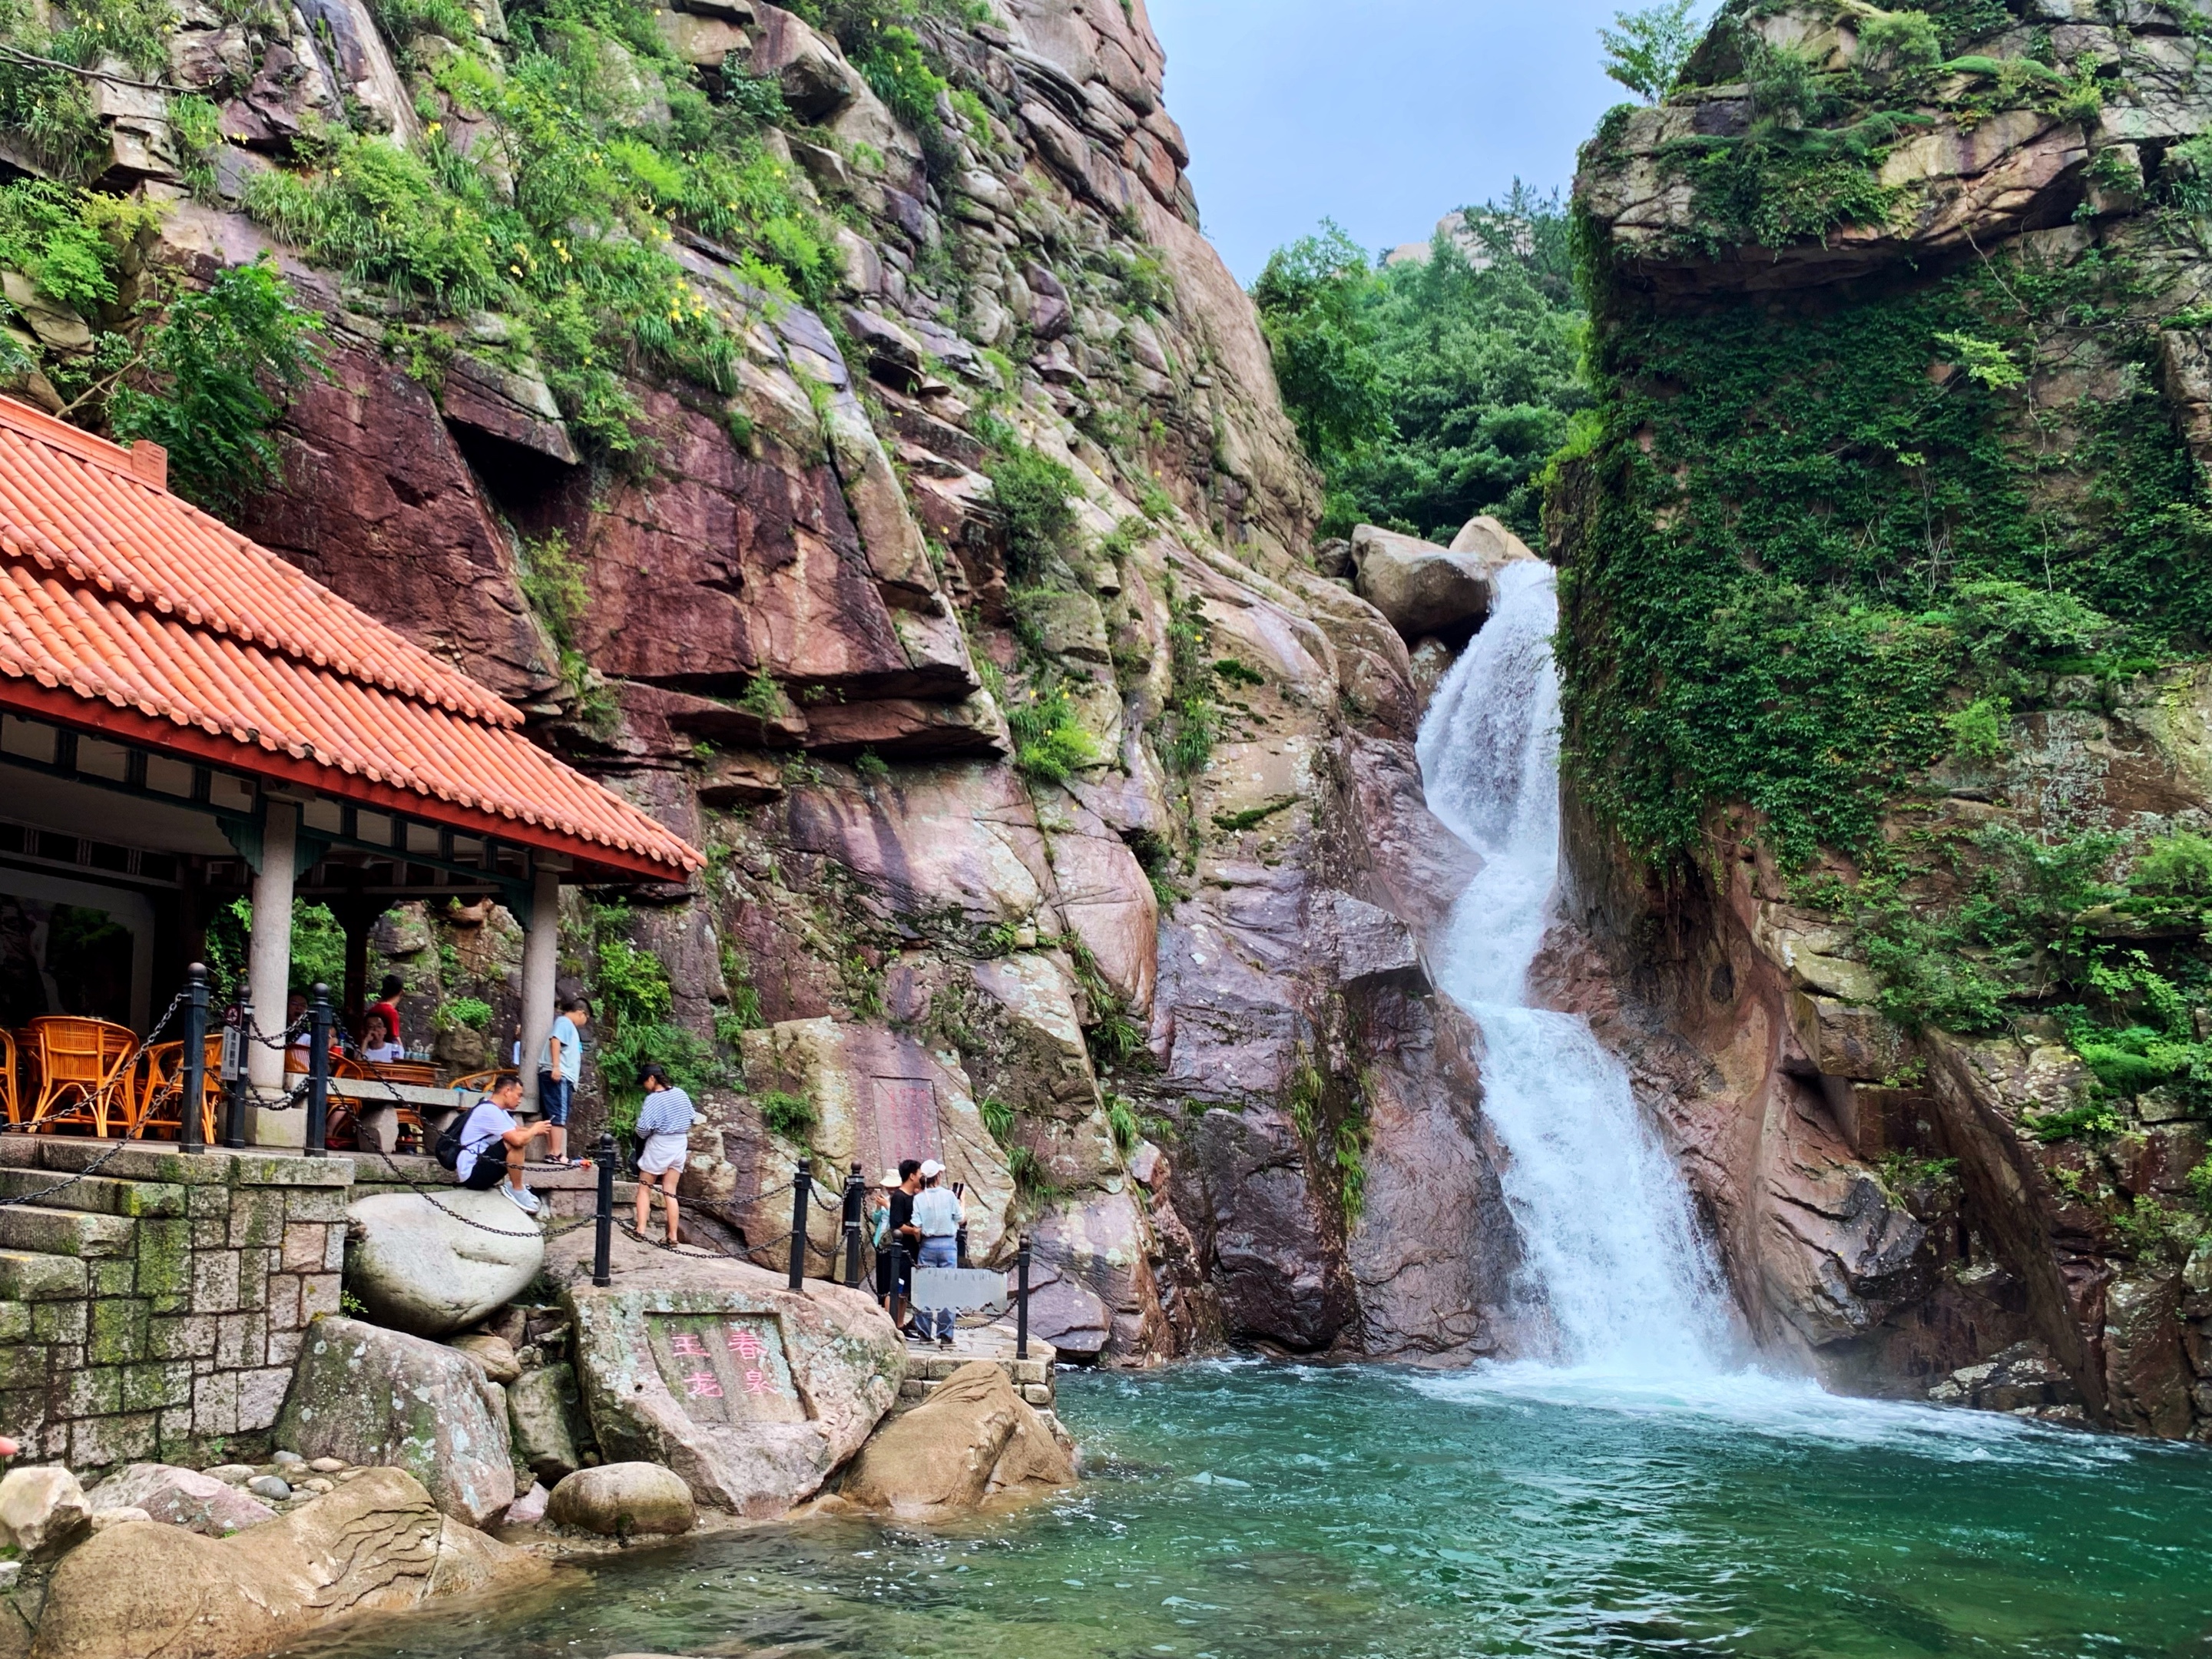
[1251,189,1586,542]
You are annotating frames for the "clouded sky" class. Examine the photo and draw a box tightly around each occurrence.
[1143,0,1644,283]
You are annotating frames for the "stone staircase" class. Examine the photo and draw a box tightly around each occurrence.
[0,1137,353,1469]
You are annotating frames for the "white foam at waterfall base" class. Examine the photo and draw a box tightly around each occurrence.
[1417,559,1735,1375]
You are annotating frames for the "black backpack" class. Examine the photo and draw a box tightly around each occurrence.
[434,1107,472,1171]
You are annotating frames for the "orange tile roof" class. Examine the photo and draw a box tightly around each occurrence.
[0,396,700,880]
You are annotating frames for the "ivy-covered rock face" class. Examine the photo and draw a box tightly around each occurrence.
[1559,0,2212,1437]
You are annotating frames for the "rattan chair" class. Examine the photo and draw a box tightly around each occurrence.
[0,1027,20,1128]
[22,1016,137,1136]
[129,1036,222,1145]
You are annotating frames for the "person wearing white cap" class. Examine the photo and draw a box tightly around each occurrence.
[909,1160,965,1347]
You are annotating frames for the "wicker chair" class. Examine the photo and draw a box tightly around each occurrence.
[0,1028,19,1128]
[130,1036,222,1144]
[22,1017,136,1136]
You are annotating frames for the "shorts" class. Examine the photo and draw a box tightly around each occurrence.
[459,1155,505,1190]
[536,1073,574,1126]
[637,1133,687,1177]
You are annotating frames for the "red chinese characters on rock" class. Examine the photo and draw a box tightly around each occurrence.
[670,1332,709,1358]
[727,1324,782,1396]
[683,1370,724,1399]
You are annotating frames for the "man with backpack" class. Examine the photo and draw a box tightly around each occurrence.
[437,1072,551,1215]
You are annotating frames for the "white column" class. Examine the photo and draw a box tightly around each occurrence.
[518,864,561,1114]
[247,800,299,1145]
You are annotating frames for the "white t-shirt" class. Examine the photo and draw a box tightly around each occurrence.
[455,1101,515,1181]
[912,1185,963,1238]
[362,1041,402,1064]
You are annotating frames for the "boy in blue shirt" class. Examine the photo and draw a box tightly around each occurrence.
[537,995,590,1165]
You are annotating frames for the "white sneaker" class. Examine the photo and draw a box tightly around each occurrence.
[502,1183,542,1215]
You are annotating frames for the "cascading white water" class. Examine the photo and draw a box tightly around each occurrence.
[1417,560,1734,1374]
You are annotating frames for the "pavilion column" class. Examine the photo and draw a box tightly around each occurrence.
[518,863,561,1114]
[247,800,298,1144]
[332,892,387,1040]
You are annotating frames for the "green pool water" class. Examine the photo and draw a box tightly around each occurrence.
[283,1360,2212,1659]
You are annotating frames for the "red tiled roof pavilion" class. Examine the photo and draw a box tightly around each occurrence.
[0,394,698,884]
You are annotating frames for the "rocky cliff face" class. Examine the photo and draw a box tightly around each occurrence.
[1560,0,2212,1434]
[1,0,1519,1363]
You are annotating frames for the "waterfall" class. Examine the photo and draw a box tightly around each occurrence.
[1416,561,1734,1373]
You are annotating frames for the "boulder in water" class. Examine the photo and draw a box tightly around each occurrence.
[1448,515,1541,566]
[30,1468,551,1659]
[551,1231,902,1518]
[344,1188,545,1339]
[545,1464,696,1537]
[839,1361,1075,1518]
[273,1316,517,1528]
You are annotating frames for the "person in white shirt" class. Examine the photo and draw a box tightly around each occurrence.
[631,1062,697,1247]
[909,1159,965,1348]
[455,1073,551,1214]
[360,1008,403,1065]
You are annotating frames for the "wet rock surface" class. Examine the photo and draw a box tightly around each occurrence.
[836,1360,1075,1519]
[274,1317,517,1528]
[28,1468,551,1659]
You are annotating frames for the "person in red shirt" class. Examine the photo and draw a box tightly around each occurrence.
[367,975,405,1054]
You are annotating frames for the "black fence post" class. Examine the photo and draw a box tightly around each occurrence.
[892,1240,909,1333]
[841,1162,863,1289]
[1016,1235,1031,1360]
[223,996,251,1150]
[787,1158,810,1291]
[179,965,207,1155]
[305,983,330,1157]
[593,1131,615,1287]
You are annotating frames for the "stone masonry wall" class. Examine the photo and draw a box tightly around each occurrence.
[0,1141,352,1470]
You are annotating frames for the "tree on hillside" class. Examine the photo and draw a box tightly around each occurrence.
[1253,187,1588,544]
[1600,0,1703,104]
[1250,222,1395,470]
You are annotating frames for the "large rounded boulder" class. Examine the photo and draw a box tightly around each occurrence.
[29,1469,549,1659]
[273,1317,517,1528]
[839,1361,1075,1520]
[344,1187,544,1339]
[545,1464,696,1538]
[1351,524,1494,644]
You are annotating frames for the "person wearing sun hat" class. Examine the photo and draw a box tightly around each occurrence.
[881,1159,922,1330]
[868,1168,899,1311]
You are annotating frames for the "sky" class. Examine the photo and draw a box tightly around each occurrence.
[1143,0,1644,283]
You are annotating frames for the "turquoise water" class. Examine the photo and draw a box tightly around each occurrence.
[285,1360,2212,1659]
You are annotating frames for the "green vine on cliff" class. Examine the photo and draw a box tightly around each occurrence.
[1557,227,2209,865]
